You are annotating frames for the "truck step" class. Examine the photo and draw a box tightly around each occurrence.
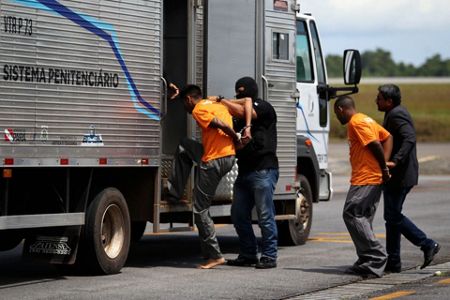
[159,200,192,213]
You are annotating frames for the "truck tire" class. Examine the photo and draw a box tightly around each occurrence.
[0,230,23,251]
[83,188,131,274]
[277,175,313,246]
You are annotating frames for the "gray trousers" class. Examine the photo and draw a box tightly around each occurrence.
[168,137,235,259]
[343,185,387,277]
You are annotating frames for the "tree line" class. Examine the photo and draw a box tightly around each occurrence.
[326,48,450,77]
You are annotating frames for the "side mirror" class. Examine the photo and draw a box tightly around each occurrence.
[343,49,361,85]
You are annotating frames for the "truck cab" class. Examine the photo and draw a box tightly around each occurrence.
[295,11,361,208]
[295,13,332,205]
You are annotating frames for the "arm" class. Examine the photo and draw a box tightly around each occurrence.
[367,140,391,183]
[209,117,240,143]
[241,98,254,140]
[382,135,393,162]
[389,113,416,167]
[212,96,255,141]
[216,97,257,121]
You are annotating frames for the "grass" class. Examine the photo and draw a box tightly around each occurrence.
[330,84,450,142]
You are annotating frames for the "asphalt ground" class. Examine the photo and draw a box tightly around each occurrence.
[294,142,450,300]
[0,143,448,299]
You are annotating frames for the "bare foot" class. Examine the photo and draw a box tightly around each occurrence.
[198,257,225,269]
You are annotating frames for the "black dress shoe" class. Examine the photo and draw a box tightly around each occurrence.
[255,257,277,269]
[344,265,365,275]
[421,242,441,269]
[226,256,258,267]
[344,265,378,279]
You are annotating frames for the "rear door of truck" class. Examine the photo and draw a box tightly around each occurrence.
[204,0,297,201]
[263,0,297,199]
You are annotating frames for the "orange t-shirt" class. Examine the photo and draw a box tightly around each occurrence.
[347,113,391,185]
[192,100,236,162]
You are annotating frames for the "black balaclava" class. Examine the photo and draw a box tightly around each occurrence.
[235,76,258,101]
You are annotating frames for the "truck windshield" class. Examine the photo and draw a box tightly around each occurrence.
[296,20,313,82]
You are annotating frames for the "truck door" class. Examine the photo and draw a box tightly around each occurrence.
[204,0,258,97]
[296,17,330,171]
[205,0,297,199]
[263,0,298,197]
[202,0,259,203]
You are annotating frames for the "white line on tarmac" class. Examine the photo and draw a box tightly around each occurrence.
[418,155,440,163]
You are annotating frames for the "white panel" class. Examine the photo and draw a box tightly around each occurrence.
[206,0,256,97]
[265,2,298,194]
[0,0,162,163]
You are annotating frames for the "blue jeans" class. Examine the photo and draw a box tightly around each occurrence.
[383,185,435,265]
[231,168,279,260]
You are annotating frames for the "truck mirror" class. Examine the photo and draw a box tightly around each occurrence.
[343,49,361,85]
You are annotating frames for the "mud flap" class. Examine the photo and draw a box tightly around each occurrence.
[23,226,81,265]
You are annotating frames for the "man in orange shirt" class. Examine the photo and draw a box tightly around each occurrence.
[165,84,241,269]
[334,96,393,278]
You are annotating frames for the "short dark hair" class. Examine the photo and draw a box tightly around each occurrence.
[179,84,202,101]
[335,95,355,109]
[378,84,401,106]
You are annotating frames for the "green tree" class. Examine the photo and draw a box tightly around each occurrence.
[361,48,397,76]
[418,54,450,76]
[325,49,450,78]
[397,62,417,76]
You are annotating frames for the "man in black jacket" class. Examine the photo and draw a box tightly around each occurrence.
[376,84,440,273]
[220,77,279,269]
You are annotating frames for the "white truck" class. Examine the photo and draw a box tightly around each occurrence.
[0,0,361,274]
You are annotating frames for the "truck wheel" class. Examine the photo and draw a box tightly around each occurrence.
[83,188,131,274]
[277,175,313,246]
[0,230,23,251]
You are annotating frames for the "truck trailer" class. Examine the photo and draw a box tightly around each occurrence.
[0,0,361,274]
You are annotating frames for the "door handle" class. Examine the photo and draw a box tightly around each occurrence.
[261,75,269,100]
[160,77,168,120]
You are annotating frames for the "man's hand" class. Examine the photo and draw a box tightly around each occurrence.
[235,132,242,143]
[381,167,391,183]
[386,161,396,169]
[169,83,179,100]
[241,126,252,145]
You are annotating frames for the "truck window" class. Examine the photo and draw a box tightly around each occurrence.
[295,21,313,82]
[273,32,289,60]
[309,21,327,127]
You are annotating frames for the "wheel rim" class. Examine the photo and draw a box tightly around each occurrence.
[294,190,310,231]
[100,204,124,259]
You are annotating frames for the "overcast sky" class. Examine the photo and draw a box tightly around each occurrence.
[300,0,450,66]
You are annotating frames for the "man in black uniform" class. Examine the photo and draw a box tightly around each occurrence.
[376,84,440,272]
[220,77,279,269]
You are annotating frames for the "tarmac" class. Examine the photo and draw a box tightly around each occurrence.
[289,262,450,300]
